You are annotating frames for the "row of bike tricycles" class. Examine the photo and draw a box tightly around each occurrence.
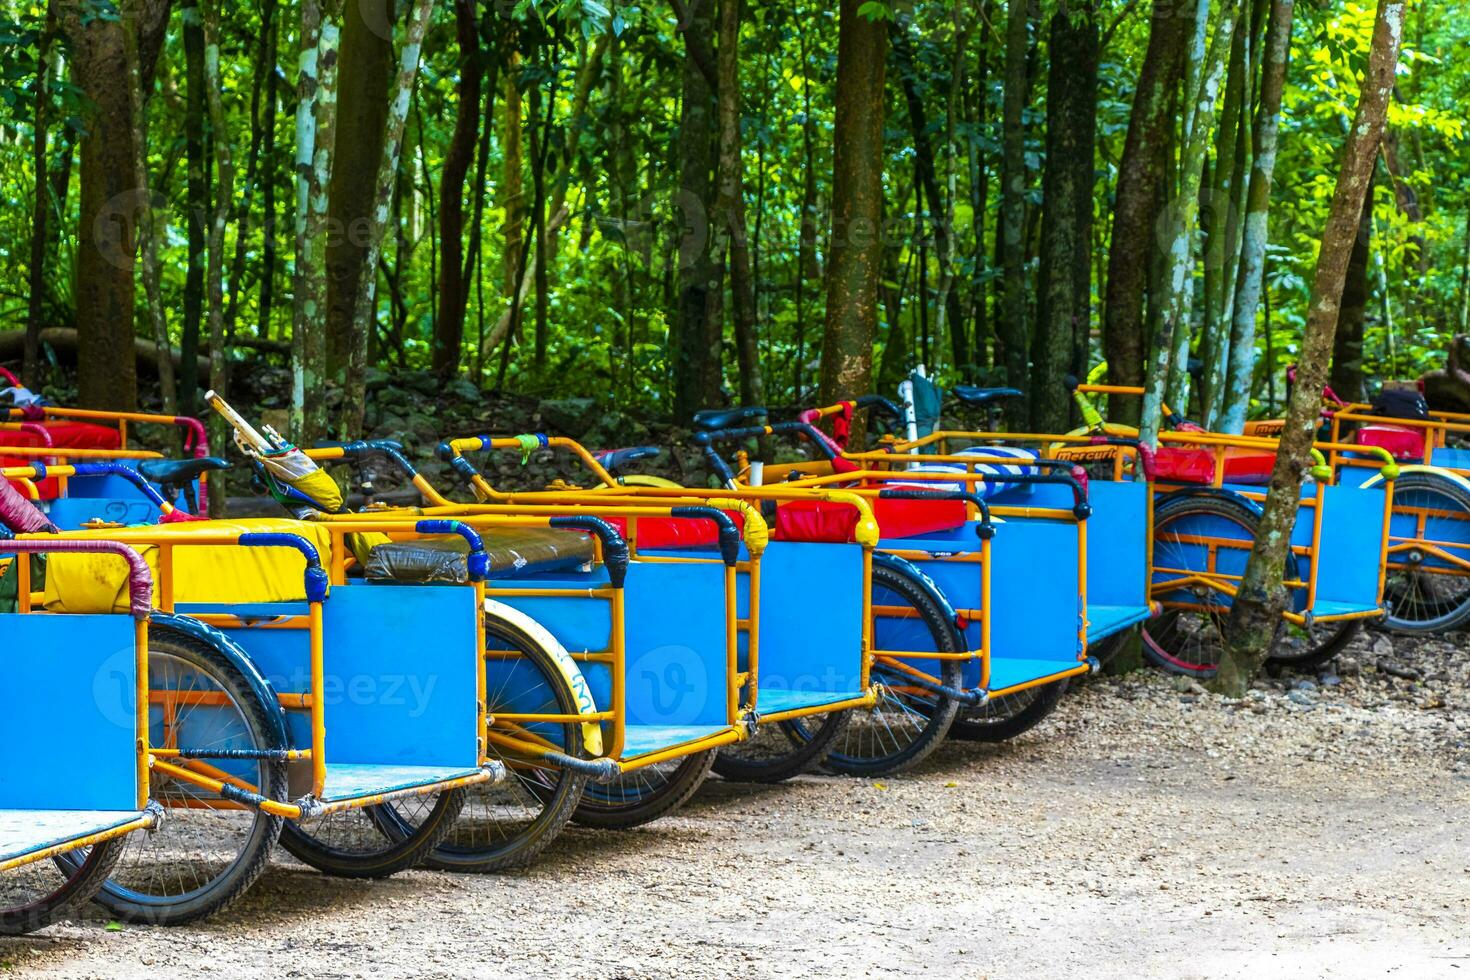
[2,362,1468,934]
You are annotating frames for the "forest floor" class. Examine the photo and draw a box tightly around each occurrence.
[2,626,1467,979]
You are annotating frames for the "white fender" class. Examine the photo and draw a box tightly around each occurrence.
[483,597,605,756]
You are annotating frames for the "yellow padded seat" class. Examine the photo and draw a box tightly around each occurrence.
[32,518,336,613]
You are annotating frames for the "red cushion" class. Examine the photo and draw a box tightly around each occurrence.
[773,496,967,543]
[603,512,745,549]
[2,422,122,499]
[1155,446,1276,485]
[35,421,122,450]
[1355,424,1424,461]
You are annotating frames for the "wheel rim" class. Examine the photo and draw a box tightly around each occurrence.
[66,649,275,914]
[382,627,581,862]
[826,576,952,766]
[1384,480,1470,630]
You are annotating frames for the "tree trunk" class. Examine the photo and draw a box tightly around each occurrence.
[290,0,338,444]
[794,27,821,403]
[1216,0,1405,696]
[60,0,171,411]
[324,0,394,374]
[224,0,276,347]
[893,14,966,374]
[671,0,722,421]
[970,0,993,370]
[1139,0,1240,445]
[713,0,765,411]
[996,0,1032,426]
[501,54,523,299]
[23,2,58,387]
[1219,0,1295,432]
[1197,20,1250,428]
[1033,1,1097,432]
[479,35,608,361]
[432,0,483,377]
[817,0,887,442]
[1102,0,1190,426]
[179,0,208,414]
[258,16,280,340]
[201,0,234,510]
[1331,170,1375,405]
[122,0,176,414]
[342,0,434,440]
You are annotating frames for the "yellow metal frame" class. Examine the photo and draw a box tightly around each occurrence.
[11,523,507,820]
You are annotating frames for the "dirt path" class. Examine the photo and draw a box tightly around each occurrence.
[5,656,1468,980]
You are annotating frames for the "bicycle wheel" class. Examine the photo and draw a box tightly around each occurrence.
[279,790,464,879]
[1,839,124,936]
[712,710,851,784]
[572,750,715,830]
[1382,472,1470,634]
[58,627,286,926]
[948,680,1068,743]
[817,562,964,776]
[1145,495,1262,677]
[377,611,587,872]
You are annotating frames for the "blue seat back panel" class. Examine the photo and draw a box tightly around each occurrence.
[1086,481,1149,612]
[754,542,864,695]
[984,518,1083,685]
[198,586,479,768]
[1312,483,1386,611]
[488,560,731,728]
[0,613,137,810]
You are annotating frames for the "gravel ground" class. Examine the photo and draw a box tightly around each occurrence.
[4,626,1468,980]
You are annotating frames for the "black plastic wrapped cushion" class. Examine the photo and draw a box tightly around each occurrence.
[364,527,596,583]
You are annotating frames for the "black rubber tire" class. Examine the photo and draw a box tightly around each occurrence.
[1272,618,1363,673]
[572,750,716,830]
[712,711,851,784]
[64,627,285,926]
[1382,472,1470,634]
[279,790,465,879]
[948,680,1069,743]
[1,838,124,936]
[1147,492,1370,677]
[820,562,964,777]
[379,614,587,873]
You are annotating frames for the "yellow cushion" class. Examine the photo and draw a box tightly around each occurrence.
[36,518,336,613]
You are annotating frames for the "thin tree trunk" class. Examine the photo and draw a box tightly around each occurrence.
[122,0,176,414]
[1033,1,1097,432]
[671,0,722,420]
[794,26,820,403]
[893,13,966,373]
[501,51,523,298]
[343,0,434,440]
[1219,0,1294,432]
[224,0,275,348]
[258,17,280,340]
[60,0,171,411]
[23,2,58,386]
[291,0,338,443]
[817,0,888,443]
[1103,1,1190,426]
[1216,0,1405,695]
[1139,0,1240,445]
[201,0,234,510]
[1197,20,1250,428]
[1330,170,1375,405]
[324,0,394,374]
[179,0,207,414]
[996,0,1032,426]
[713,0,765,411]
[432,0,483,377]
[970,0,992,369]
[480,35,608,361]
